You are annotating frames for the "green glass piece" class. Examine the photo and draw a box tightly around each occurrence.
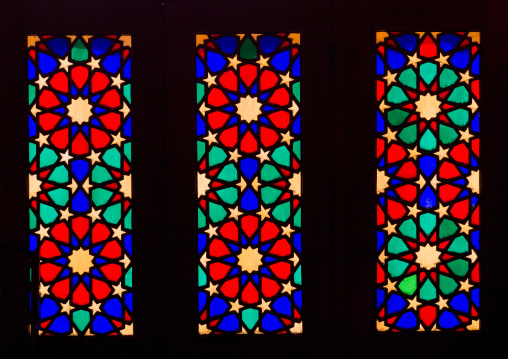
[92,188,114,207]
[29,208,37,230]
[125,267,132,287]
[294,265,302,285]
[293,140,301,160]
[272,202,290,222]
[420,129,437,151]
[240,37,257,59]
[420,213,436,236]
[447,259,469,277]
[387,259,409,278]
[294,208,301,228]
[420,62,437,85]
[73,310,90,332]
[447,85,469,104]
[217,163,238,182]
[216,187,238,205]
[439,219,458,238]
[293,82,300,101]
[103,203,122,224]
[261,164,281,181]
[39,148,58,168]
[47,188,69,207]
[398,68,416,89]
[242,309,259,330]
[39,203,58,224]
[399,219,416,239]
[439,275,458,295]
[197,83,204,104]
[448,236,469,253]
[447,109,469,127]
[398,124,417,144]
[124,142,131,161]
[124,84,131,104]
[387,86,408,104]
[48,165,69,184]
[261,186,282,205]
[386,109,409,127]
[398,274,417,295]
[71,39,88,61]
[198,208,206,229]
[29,85,36,105]
[420,279,437,301]
[439,68,458,88]
[198,266,207,286]
[124,209,132,230]
[209,202,227,223]
[29,142,37,163]
[271,146,290,167]
[387,236,409,255]
[209,146,228,167]
[92,165,113,184]
[439,124,458,145]
[102,147,121,169]
[197,141,206,162]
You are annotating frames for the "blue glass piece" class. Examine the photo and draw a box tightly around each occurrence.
[242,235,247,245]
[230,268,239,276]
[240,83,246,94]
[95,258,106,264]
[471,157,478,167]
[124,58,131,79]
[260,117,270,125]
[241,188,258,211]
[294,290,302,309]
[439,311,460,329]
[60,245,69,253]
[207,52,226,72]
[387,190,396,198]
[241,158,258,180]
[83,276,89,285]
[293,115,301,134]
[251,83,257,94]
[83,236,89,247]
[377,232,385,251]
[48,38,68,56]
[439,34,461,52]
[396,34,416,51]
[241,274,247,285]
[198,233,206,253]
[72,276,78,286]
[125,292,133,311]
[59,95,68,103]
[391,179,402,185]
[387,294,406,314]
[91,38,111,56]
[377,111,385,133]
[124,116,132,137]
[104,298,122,318]
[229,244,238,252]
[102,53,120,74]
[218,314,239,331]
[72,190,89,212]
[60,118,69,127]
[450,293,469,313]
[223,106,234,112]
[216,36,236,54]
[39,53,57,74]
[72,159,89,182]
[197,115,205,136]
[472,230,479,250]
[60,269,69,277]
[264,256,276,263]
[420,186,436,208]
[54,258,66,265]
[125,235,132,255]
[376,55,384,75]
[196,56,204,77]
[273,296,292,316]
[472,288,480,307]
[92,269,101,278]
[377,288,385,308]
[55,107,65,114]
[271,50,290,71]
[263,105,275,112]
[223,256,235,263]
[28,59,35,80]
[378,158,385,167]
[251,124,258,134]
[228,93,238,101]
[260,93,269,100]
[262,313,283,331]
[71,86,78,96]
[472,55,480,75]
[72,236,78,247]
[459,166,469,174]
[91,94,100,103]
[387,49,406,70]
[71,125,78,136]
[260,36,280,54]
[262,244,270,251]
[459,190,470,198]
[252,235,258,245]
[396,312,417,329]
[240,123,247,134]
[92,245,102,254]
[420,156,436,177]
[29,235,37,251]
[199,291,207,312]
[93,315,113,333]
[261,268,270,276]
[379,197,385,206]
[292,56,300,77]
[451,49,469,69]
[454,179,466,185]
[228,117,238,126]
[40,298,59,319]
[294,233,301,252]
[49,315,70,333]
[94,107,106,114]
[83,85,89,96]
[471,113,479,132]
[252,274,259,284]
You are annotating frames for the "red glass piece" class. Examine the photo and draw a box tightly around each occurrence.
[387,199,406,220]
[387,143,406,164]
[91,128,111,149]
[471,262,479,282]
[377,262,385,284]
[439,184,461,203]
[100,263,122,282]
[239,64,257,87]
[92,223,111,243]
[449,143,469,164]
[261,220,279,242]
[377,204,385,226]
[241,215,259,238]
[50,128,69,149]
[377,80,385,101]
[99,113,121,131]
[450,199,469,220]
[377,138,385,158]
[268,111,290,129]
[72,216,90,240]
[100,240,122,259]
[218,70,238,92]
[219,221,239,241]
[51,222,69,243]
[472,138,479,157]
[260,126,280,148]
[208,88,229,107]
[269,238,291,256]
[91,71,110,93]
[72,283,90,306]
[209,239,231,257]
[208,111,230,130]
[209,262,230,281]
[269,262,291,280]
[39,89,61,108]
[240,131,258,153]
[269,88,290,106]
[39,113,62,132]
[261,276,280,298]
[100,89,121,108]
[419,305,436,327]
[439,161,461,179]
[40,263,61,282]
[395,184,417,202]
[40,240,61,258]
[71,66,89,89]
[260,70,279,91]
[51,278,70,300]
[396,161,417,179]
[219,278,239,298]
[71,132,90,155]
[92,279,111,300]
[49,72,69,93]
[241,281,259,304]
[471,205,480,225]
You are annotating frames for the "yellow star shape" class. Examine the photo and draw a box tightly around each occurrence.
[227,55,242,70]
[67,179,78,193]
[35,225,50,239]
[68,248,94,275]
[459,279,474,292]
[467,319,480,331]
[256,55,269,68]
[35,133,49,147]
[257,205,271,220]
[60,149,74,164]
[29,174,42,199]
[197,172,211,197]
[415,175,426,189]
[436,295,449,309]
[203,73,217,87]
[468,99,479,113]
[434,146,449,160]
[199,324,211,335]
[112,225,126,240]
[203,131,218,145]
[383,221,397,235]
[40,283,50,297]
[112,283,127,297]
[87,57,101,70]
[415,244,441,270]
[111,74,125,88]
[237,177,247,192]
[205,282,219,296]
[460,70,474,84]
[382,128,397,143]
[289,253,300,266]
[288,100,299,116]
[383,278,397,293]
[200,253,210,268]
[120,174,132,198]
[435,53,449,67]
[251,177,261,192]
[281,224,295,237]
[407,296,421,310]
[59,208,73,221]
[408,146,421,160]
[67,98,93,125]
[467,170,480,194]
[407,204,421,218]
[82,178,92,193]
[112,132,125,147]
[281,281,296,295]
[416,93,441,120]
[228,206,243,220]
[377,170,389,194]
[120,102,130,118]
[35,74,48,90]
[378,249,388,265]
[279,71,294,87]
[120,254,131,268]
[228,148,242,163]
[229,299,244,313]
[430,175,440,189]
[256,148,270,163]
[467,249,478,263]
[257,298,271,313]
[59,56,73,71]
[289,172,301,196]
[87,207,102,222]
[85,150,101,165]
[290,322,303,334]
[383,71,397,86]
[204,224,218,237]
[281,131,294,145]
[61,300,75,315]
[459,128,474,143]
[237,247,263,273]
[120,323,134,335]
[434,203,449,218]
[379,100,390,113]
[459,220,473,235]
[407,53,422,67]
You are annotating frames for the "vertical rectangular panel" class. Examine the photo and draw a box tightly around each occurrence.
[196,33,302,334]
[376,32,480,331]
[28,35,133,335]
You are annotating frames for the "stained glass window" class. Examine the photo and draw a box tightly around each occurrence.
[28,35,133,336]
[196,33,302,334]
[376,32,480,331]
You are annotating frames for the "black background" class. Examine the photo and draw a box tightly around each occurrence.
[0,0,506,358]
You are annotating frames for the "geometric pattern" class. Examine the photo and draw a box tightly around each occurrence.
[376,32,480,331]
[28,35,133,335]
[196,33,302,334]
